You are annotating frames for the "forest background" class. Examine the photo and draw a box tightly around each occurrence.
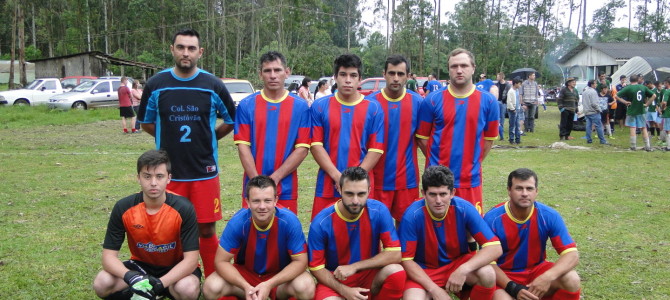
[1,0,669,88]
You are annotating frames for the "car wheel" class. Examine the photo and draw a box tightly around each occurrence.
[72,101,87,110]
[13,99,29,106]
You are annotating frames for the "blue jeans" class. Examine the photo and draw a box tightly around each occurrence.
[508,109,520,143]
[498,102,506,140]
[585,114,607,144]
[524,103,537,132]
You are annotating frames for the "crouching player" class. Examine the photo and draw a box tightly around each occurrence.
[202,175,314,300]
[400,165,502,300]
[484,168,581,300]
[93,149,201,300]
[308,167,406,300]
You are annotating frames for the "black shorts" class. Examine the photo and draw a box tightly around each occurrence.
[615,104,627,120]
[119,106,135,118]
[123,260,201,297]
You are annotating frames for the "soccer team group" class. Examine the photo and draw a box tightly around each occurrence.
[92,29,582,300]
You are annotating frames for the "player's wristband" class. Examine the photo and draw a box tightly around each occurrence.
[124,271,143,285]
[504,281,528,299]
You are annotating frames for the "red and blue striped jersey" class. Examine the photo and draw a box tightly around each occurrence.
[483,201,577,272]
[366,89,422,190]
[233,91,311,200]
[219,207,307,275]
[399,197,500,269]
[307,199,401,272]
[416,86,499,188]
[311,94,385,198]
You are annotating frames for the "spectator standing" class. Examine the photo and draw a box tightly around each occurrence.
[519,72,540,133]
[314,79,330,101]
[614,75,628,129]
[598,85,616,139]
[130,81,143,132]
[495,72,511,141]
[582,80,608,144]
[660,79,670,151]
[118,76,136,134]
[557,78,578,140]
[507,78,523,144]
[298,77,313,105]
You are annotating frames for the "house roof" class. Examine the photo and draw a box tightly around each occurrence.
[558,42,670,63]
[28,51,162,70]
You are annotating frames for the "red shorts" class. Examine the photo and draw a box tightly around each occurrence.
[455,186,484,215]
[242,198,298,215]
[311,196,339,220]
[167,176,222,223]
[495,261,555,290]
[314,269,379,300]
[404,252,475,291]
[234,265,279,299]
[370,188,419,221]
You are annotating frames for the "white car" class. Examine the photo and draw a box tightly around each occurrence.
[222,79,255,106]
[48,79,122,110]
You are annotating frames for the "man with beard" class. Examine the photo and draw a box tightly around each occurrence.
[308,167,406,300]
[138,28,236,277]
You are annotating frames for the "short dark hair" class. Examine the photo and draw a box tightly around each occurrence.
[421,165,455,191]
[629,74,639,83]
[137,149,171,174]
[587,79,596,87]
[620,75,627,79]
[512,77,522,85]
[334,54,362,78]
[507,168,538,189]
[339,166,369,188]
[245,175,277,198]
[384,55,409,73]
[172,28,200,46]
[259,51,287,69]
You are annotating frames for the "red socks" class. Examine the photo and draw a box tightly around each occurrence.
[551,289,581,300]
[469,285,495,300]
[199,235,219,277]
[372,270,406,300]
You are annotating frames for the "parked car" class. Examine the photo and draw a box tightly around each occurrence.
[0,78,65,106]
[284,75,305,91]
[222,79,255,106]
[61,76,97,91]
[48,79,122,110]
[359,77,386,96]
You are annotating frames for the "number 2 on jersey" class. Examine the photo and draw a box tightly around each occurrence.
[180,125,192,142]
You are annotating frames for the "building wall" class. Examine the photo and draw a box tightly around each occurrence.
[34,54,106,78]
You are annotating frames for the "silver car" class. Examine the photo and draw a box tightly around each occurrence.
[48,79,122,110]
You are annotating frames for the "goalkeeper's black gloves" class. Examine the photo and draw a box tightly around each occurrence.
[504,280,529,299]
[148,275,165,295]
[123,271,156,299]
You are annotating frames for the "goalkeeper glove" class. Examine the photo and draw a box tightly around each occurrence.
[504,281,528,299]
[148,275,165,295]
[124,271,156,300]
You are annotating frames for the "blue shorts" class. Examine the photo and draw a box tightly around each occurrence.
[625,115,646,128]
[646,112,660,123]
[663,118,670,131]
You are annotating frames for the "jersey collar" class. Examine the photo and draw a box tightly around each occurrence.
[335,93,364,106]
[424,199,448,221]
[381,88,406,102]
[261,89,289,103]
[252,209,276,231]
[335,200,365,222]
[504,201,534,224]
[448,85,476,98]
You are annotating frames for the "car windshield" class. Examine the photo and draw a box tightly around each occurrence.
[224,82,254,93]
[25,80,44,90]
[72,81,96,92]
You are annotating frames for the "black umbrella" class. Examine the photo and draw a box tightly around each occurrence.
[509,68,540,80]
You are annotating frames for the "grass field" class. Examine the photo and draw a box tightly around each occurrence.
[0,104,668,299]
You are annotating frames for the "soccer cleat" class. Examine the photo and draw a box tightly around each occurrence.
[645,147,653,152]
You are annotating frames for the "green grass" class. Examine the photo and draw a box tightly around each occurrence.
[0,105,668,299]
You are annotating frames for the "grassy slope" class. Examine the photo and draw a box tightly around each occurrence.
[0,105,668,299]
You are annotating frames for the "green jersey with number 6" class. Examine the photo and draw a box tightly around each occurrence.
[617,84,654,116]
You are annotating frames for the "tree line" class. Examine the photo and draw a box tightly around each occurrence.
[1,0,668,89]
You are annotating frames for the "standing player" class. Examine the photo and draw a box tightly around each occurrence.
[614,74,656,151]
[308,167,406,300]
[366,55,422,221]
[138,28,236,277]
[234,51,310,214]
[425,74,442,97]
[310,54,384,219]
[661,79,670,151]
[93,150,200,300]
[614,75,628,130]
[416,48,499,215]
[400,165,502,300]
[118,76,137,134]
[484,168,581,300]
[202,176,314,300]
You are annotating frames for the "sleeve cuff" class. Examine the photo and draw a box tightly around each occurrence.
[295,143,311,149]
[401,257,415,261]
[481,241,501,248]
[484,136,498,141]
[369,148,384,154]
[559,247,578,256]
[415,134,429,140]
[311,142,324,147]
[383,247,401,252]
[234,140,251,146]
[308,265,325,271]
